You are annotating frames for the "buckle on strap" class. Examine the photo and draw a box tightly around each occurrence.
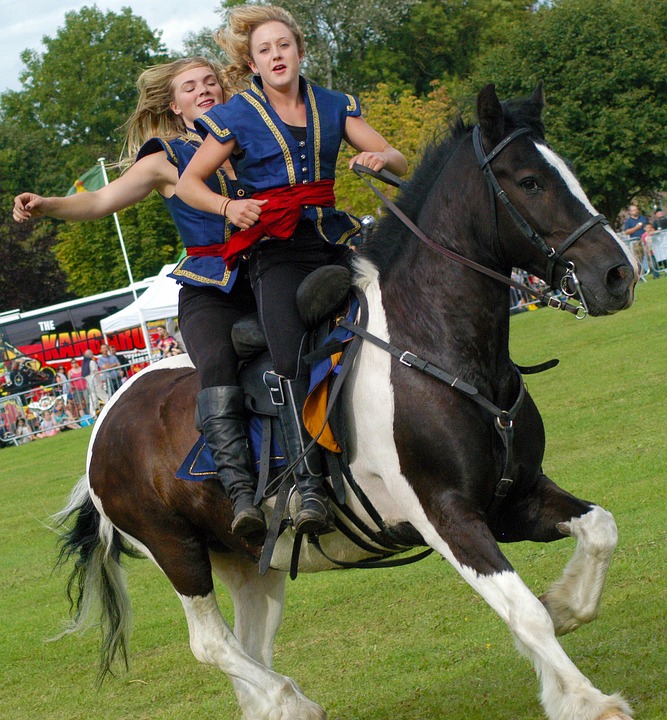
[494,478,513,498]
[399,351,419,367]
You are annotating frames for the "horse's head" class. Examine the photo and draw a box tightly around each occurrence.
[476,83,637,316]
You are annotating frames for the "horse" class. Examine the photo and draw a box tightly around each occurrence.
[55,84,637,720]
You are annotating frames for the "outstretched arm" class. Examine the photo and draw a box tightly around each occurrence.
[344,115,408,177]
[13,152,176,223]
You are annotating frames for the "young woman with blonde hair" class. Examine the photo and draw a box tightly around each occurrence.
[176,5,408,535]
[13,57,268,543]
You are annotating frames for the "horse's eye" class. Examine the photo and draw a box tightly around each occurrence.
[520,177,539,192]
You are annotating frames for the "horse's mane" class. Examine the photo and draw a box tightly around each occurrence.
[361,92,545,269]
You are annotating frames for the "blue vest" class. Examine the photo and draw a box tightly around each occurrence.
[196,77,362,246]
[137,131,244,292]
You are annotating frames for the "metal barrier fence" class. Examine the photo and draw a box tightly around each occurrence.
[0,356,151,447]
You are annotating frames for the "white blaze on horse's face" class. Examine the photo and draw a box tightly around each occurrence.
[535,143,637,268]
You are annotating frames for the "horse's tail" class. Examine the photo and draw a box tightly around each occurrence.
[51,475,142,684]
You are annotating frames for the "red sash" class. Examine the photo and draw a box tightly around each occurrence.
[186,180,335,269]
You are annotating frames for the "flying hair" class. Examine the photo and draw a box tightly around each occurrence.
[215,5,306,89]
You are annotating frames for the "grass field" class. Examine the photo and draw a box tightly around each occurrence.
[1,279,665,720]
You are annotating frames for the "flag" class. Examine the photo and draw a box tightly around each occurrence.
[66,165,105,195]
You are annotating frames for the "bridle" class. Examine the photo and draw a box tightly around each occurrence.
[472,125,609,317]
[354,124,611,319]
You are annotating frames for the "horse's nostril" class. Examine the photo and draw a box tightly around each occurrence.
[606,263,634,291]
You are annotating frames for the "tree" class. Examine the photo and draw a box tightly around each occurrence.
[335,82,457,217]
[0,7,180,303]
[2,7,169,155]
[359,0,534,96]
[466,0,667,221]
[0,124,71,313]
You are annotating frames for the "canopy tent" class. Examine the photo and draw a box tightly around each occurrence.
[101,263,180,335]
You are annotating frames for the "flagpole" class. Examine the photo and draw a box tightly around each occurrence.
[97,158,155,364]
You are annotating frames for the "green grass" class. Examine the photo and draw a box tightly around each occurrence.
[1,279,665,720]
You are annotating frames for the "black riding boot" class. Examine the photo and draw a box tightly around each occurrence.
[196,386,266,543]
[265,373,335,536]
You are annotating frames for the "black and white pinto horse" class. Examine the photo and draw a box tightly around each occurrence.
[56,85,637,720]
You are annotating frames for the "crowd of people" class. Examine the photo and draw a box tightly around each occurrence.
[621,204,667,279]
[2,325,186,447]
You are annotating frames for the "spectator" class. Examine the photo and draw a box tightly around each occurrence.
[652,208,667,230]
[641,223,660,279]
[81,349,109,415]
[14,417,33,444]
[52,397,80,430]
[55,365,71,399]
[67,359,87,411]
[77,407,96,427]
[97,343,122,395]
[37,410,60,438]
[155,326,181,358]
[623,204,649,276]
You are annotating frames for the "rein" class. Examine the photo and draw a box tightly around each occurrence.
[353,124,609,320]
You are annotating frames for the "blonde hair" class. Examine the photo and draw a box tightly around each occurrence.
[215,5,306,89]
[118,56,245,166]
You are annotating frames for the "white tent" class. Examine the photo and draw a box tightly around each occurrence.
[101,263,180,335]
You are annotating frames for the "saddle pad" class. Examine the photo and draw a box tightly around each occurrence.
[176,415,286,482]
[303,297,359,453]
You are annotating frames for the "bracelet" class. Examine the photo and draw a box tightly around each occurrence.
[219,197,231,217]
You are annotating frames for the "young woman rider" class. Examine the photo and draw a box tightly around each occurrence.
[175,6,408,536]
[13,57,268,543]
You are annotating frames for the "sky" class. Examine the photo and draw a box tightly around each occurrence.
[0,0,222,95]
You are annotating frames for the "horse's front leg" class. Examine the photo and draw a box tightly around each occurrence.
[489,472,619,635]
[417,493,631,720]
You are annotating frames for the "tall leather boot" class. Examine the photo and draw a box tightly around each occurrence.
[196,386,266,543]
[265,373,335,536]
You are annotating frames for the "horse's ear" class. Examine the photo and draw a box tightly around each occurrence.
[477,83,504,145]
[530,82,545,115]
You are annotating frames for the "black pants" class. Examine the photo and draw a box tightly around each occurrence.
[178,267,256,389]
[248,225,349,378]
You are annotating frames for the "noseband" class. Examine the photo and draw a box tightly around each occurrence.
[472,125,609,316]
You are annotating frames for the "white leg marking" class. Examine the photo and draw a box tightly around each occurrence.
[542,505,618,635]
[179,591,327,720]
[210,552,287,668]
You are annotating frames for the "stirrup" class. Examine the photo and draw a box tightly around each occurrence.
[293,499,335,536]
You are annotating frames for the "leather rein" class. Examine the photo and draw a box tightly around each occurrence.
[353,124,611,320]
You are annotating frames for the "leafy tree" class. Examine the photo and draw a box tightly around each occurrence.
[182,27,225,60]
[0,124,70,312]
[466,0,667,220]
[335,82,457,217]
[0,7,181,303]
[2,7,169,155]
[359,0,534,96]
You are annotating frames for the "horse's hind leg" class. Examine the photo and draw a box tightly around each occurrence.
[490,472,619,635]
[178,589,326,720]
[210,552,287,667]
